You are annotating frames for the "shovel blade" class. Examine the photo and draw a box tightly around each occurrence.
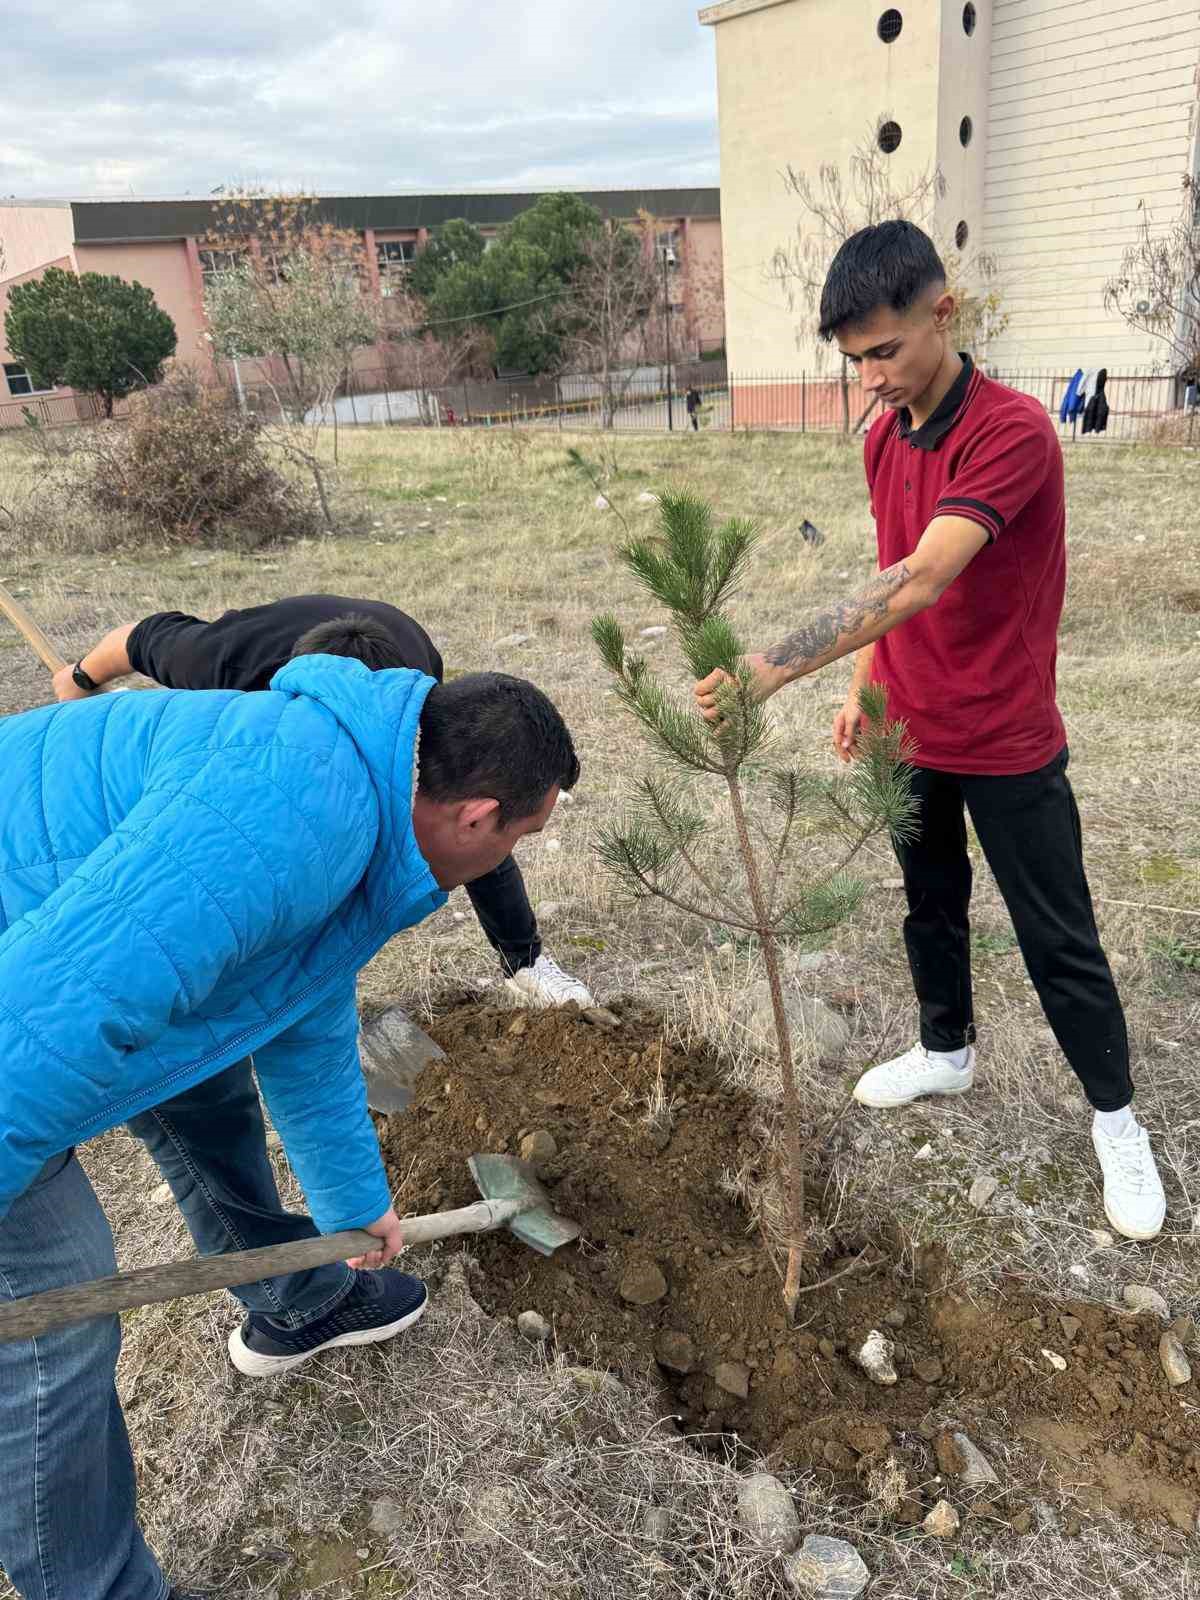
[359,1005,445,1113]
[468,1153,581,1257]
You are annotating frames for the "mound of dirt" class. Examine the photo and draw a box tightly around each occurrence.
[376,1000,1200,1537]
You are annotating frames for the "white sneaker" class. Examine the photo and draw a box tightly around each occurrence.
[505,953,596,1009]
[1091,1123,1166,1241]
[852,1042,975,1108]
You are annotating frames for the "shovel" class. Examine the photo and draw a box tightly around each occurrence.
[0,1155,578,1343]
[0,584,450,1103]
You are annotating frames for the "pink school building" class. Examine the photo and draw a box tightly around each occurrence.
[0,189,725,423]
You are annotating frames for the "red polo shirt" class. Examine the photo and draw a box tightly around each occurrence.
[865,356,1067,774]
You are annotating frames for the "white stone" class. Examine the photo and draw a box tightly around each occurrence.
[517,1310,551,1344]
[639,624,669,638]
[1089,1229,1115,1247]
[1041,1348,1068,1372]
[923,1500,959,1538]
[543,839,561,853]
[914,1143,935,1161]
[1160,1332,1192,1386]
[736,1472,801,1553]
[880,877,905,890]
[784,1535,870,1597]
[855,1330,898,1386]
[594,494,610,511]
[1123,1284,1170,1321]
[741,981,850,1062]
[951,1432,999,1487]
[968,1174,999,1210]
[538,901,563,919]
[493,631,533,648]
[152,1181,172,1205]
[368,1499,405,1537]
[637,490,660,504]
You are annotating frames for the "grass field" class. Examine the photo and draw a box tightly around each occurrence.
[0,422,1198,1597]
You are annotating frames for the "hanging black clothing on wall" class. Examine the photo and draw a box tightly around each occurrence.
[1082,368,1109,435]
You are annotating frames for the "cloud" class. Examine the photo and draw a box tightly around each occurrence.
[1,0,718,199]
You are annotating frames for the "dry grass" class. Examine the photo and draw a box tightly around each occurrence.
[0,423,1198,1597]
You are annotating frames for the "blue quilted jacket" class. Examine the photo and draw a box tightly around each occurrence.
[0,655,446,1230]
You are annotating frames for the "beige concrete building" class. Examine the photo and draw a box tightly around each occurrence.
[701,0,1200,382]
[0,189,725,423]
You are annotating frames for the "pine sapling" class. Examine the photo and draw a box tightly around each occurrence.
[592,488,916,1320]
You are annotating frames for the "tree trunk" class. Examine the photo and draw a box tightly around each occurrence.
[102,391,114,420]
[723,764,805,1320]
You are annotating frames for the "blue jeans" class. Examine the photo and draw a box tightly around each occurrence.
[0,1150,168,1600]
[127,1057,354,1326]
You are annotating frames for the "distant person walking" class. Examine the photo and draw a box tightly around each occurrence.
[685,385,702,431]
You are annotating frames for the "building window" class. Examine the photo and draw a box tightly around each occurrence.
[962,2,976,34]
[955,220,969,249]
[376,239,415,296]
[2,363,52,398]
[877,120,903,154]
[877,9,903,42]
[959,115,973,147]
[656,228,681,264]
[198,248,241,290]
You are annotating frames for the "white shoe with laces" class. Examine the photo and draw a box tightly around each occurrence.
[505,953,596,1009]
[1091,1122,1166,1241]
[852,1042,975,1108]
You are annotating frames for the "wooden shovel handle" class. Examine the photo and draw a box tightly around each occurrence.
[0,1198,521,1342]
[0,581,67,673]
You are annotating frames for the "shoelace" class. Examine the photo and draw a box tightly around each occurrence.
[1099,1132,1156,1192]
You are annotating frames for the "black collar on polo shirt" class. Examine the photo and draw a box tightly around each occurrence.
[896,354,974,451]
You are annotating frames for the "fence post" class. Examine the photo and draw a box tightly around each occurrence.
[801,372,806,434]
[729,372,735,432]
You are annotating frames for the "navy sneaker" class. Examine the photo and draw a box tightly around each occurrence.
[228,1269,428,1377]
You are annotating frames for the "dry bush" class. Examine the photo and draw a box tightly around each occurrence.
[77,372,319,546]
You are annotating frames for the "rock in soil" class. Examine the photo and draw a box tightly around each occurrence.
[1160,1332,1192,1386]
[784,1534,869,1596]
[715,1361,750,1399]
[1123,1284,1170,1321]
[518,1128,557,1166]
[655,1329,698,1374]
[374,999,1200,1542]
[736,1471,800,1553]
[516,1310,551,1343]
[936,1430,999,1486]
[642,1506,671,1539]
[368,1499,405,1538]
[741,981,850,1062]
[619,1260,667,1306]
[855,1330,898,1385]
[968,1174,999,1210]
[924,1499,960,1538]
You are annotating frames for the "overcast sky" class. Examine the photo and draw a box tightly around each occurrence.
[3,1,719,199]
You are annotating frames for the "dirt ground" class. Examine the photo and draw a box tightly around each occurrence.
[379,998,1200,1551]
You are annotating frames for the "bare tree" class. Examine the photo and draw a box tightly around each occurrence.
[772,131,1008,430]
[1104,177,1200,377]
[541,214,665,428]
[378,283,495,423]
[201,189,383,529]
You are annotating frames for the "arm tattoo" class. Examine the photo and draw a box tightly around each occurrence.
[763,561,912,673]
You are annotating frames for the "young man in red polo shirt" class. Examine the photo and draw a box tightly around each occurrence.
[695,220,1164,1241]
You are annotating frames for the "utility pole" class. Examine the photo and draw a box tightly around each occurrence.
[661,246,674,432]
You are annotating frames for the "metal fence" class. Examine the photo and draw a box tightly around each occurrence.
[3,364,1197,445]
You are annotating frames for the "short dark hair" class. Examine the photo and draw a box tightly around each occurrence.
[417,672,579,823]
[291,613,408,671]
[818,220,946,342]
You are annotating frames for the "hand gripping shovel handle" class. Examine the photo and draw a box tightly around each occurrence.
[0,1197,523,1342]
[0,580,67,673]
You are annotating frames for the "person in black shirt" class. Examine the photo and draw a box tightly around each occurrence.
[55,595,595,1011]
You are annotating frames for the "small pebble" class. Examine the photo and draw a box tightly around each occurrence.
[1123,1284,1170,1321]
[924,1499,959,1538]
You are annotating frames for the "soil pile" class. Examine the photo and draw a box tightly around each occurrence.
[376,1000,1200,1536]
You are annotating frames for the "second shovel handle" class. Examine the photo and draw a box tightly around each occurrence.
[0,581,67,673]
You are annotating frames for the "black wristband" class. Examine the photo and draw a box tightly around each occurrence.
[71,661,99,693]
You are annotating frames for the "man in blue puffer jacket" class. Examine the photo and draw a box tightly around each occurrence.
[0,656,577,1600]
